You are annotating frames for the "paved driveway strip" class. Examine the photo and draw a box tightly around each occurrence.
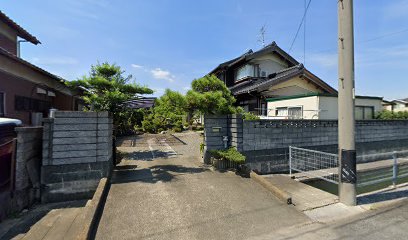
[95,132,309,240]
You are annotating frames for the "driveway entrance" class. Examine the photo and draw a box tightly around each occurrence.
[95,132,308,240]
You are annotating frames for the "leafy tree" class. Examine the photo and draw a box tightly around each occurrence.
[142,89,187,133]
[142,75,240,133]
[237,108,260,120]
[67,62,153,135]
[186,74,237,115]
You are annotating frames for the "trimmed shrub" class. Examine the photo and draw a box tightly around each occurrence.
[209,147,246,163]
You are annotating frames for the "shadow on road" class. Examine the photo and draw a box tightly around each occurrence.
[358,188,408,205]
[111,164,209,184]
[119,150,182,161]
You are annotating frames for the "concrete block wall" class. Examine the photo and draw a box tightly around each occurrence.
[228,114,243,151]
[241,119,408,151]
[41,111,113,203]
[242,120,338,151]
[14,127,42,210]
[0,127,42,220]
[203,115,228,163]
[204,115,408,174]
[204,115,228,151]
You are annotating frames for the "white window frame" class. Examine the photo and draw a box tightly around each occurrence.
[275,105,303,119]
[235,64,254,82]
[288,106,303,119]
[355,105,374,120]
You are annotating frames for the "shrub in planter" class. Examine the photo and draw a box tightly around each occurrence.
[209,147,246,170]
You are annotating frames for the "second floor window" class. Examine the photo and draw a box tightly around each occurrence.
[235,64,254,81]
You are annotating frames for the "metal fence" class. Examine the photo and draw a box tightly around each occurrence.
[358,151,408,187]
[289,146,339,184]
[289,146,408,189]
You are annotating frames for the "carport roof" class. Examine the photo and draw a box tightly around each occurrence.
[123,97,156,109]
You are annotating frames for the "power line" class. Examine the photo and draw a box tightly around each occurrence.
[289,0,312,53]
[361,28,408,43]
[303,0,307,65]
[311,27,408,54]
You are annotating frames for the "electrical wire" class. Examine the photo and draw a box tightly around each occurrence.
[312,27,408,54]
[289,0,312,53]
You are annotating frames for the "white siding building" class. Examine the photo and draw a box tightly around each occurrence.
[266,93,383,120]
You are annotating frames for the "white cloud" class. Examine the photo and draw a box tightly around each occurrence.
[131,64,143,69]
[150,68,175,82]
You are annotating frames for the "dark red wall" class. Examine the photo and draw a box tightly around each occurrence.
[0,70,74,125]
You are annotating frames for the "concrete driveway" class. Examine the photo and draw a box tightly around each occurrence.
[95,132,309,240]
[268,199,408,240]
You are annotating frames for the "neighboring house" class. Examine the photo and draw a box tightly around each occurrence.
[382,100,394,111]
[209,41,382,119]
[387,98,408,112]
[0,11,81,125]
[267,93,382,120]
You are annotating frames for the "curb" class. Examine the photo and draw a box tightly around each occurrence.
[76,177,110,240]
[250,171,292,204]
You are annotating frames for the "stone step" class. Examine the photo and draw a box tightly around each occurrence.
[42,208,81,240]
[21,209,61,240]
[17,206,85,240]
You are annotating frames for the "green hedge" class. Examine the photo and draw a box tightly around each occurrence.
[375,110,408,120]
[209,147,246,163]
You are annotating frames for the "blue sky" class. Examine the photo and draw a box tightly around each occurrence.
[2,0,408,99]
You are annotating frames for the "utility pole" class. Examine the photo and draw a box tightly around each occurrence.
[338,0,357,206]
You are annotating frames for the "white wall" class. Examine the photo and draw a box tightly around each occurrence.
[251,54,288,77]
[355,98,383,112]
[261,76,323,97]
[267,96,319,119]
[267,95,383,120]
[318,96,338,119]
[393,102,408,112]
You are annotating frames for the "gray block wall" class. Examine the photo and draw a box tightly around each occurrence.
[204,115,408,174]
[14,127,42,210]
[0,127,42,220]
[41,111,113,203]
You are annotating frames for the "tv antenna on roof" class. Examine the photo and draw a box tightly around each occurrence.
[258,24,266,47]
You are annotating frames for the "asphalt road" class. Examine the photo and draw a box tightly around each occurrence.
[95,132,309,240]
[266,199,408,240]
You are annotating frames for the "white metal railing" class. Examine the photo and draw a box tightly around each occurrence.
[289,147,408,188]
[357,151,408,187]
[289,146,339,184]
